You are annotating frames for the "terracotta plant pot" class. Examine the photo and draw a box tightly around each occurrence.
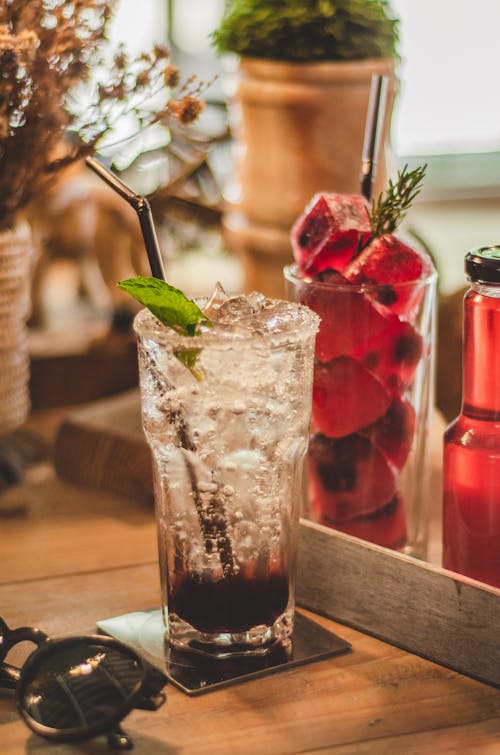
[223,56,396,297]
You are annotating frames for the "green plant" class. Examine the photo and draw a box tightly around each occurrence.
[212,0,399,62]
[367,164,427,242]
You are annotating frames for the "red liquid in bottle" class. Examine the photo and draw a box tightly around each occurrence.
[443,251,500,588]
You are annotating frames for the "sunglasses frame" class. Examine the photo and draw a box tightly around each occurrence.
[0,618,167,747]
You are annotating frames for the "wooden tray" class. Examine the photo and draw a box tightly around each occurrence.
[297,520,499,689]
[53,390,500,688]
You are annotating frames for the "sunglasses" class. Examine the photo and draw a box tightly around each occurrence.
[0,616,167,750]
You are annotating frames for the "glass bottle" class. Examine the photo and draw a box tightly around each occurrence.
[442,246,500,588]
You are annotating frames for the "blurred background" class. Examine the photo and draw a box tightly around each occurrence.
[102,0,500,297]
[29,0,500,422]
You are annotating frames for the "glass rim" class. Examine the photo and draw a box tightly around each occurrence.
[133,301,320,349]
[283,263,438,293]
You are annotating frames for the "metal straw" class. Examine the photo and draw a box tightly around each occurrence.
[86,156,167,281]
[359,74,389,202]
[86,154,235,574]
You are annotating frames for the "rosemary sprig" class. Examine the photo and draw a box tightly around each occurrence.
[366,164,427,242]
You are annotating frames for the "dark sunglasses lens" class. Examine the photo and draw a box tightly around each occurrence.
[20,641,143,732]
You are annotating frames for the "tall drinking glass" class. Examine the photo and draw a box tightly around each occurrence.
[285,264,437,560]
[134,293,319,657]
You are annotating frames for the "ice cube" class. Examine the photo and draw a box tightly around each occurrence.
[233,520,261,563]
[291,193,370,276]
[202,281,229,319]
[218,449,266,515]
[325,493,407,550]
[297,273,389,362]
[344,234,434,319]
[215,295,255,324]
[203,285,266,329]
[246,291,269,312]
[359,397,416,470]
[308,432,397,521]
[312,356,391,437]
[351,316,422,396]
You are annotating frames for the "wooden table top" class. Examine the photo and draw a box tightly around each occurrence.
[0,409,499,754]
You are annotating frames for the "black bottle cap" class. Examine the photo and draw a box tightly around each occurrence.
[465,246,500,284]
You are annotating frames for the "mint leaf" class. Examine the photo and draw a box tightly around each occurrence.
[174,348,205,381]
[118,276,209,335]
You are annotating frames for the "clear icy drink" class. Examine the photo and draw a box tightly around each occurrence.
[134,288,319,656]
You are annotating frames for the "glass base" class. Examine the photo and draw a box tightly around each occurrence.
[167,611,293,659]
[97,608,352,695]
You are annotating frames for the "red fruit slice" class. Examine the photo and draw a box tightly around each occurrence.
[308,432,396,521]
[345,234,434,319]
[351,316,422,395]
[322,494,407,550]
[291,193,370,276]
[360,397,416,469]
[312,356,391,437]
[297,274,389,363]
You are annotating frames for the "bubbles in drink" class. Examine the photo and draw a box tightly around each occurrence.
[134,288,319,640]
[233,520,260,562]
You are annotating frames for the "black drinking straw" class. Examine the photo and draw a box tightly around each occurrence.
[86,155,235,574]
[86,156,167,281]
[359,74,389,202]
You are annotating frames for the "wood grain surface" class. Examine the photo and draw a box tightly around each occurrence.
[54,389,153,503]
[0,408,498,754]
[51,391,500,688]
[29,333,138,409]
[298,520,500,688]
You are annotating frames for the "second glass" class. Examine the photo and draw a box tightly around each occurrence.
[285,263,437,559]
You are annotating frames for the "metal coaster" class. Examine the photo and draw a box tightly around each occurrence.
[97,609,351,696]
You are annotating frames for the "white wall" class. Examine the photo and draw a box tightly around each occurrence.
[391,0,500,155]
[108,0,167,53]
[110,0,500,158]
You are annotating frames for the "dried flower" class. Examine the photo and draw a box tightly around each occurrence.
[163,65,180,89]
[135,70,151,88]
[113,52,127,70]
[167,95,205,126]
[153,43,170,60]
[0,0,205,230]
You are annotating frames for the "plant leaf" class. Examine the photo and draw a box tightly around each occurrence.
[174,348,205,381]
[366,163,427,242]
[118,276,209,335]
[212,0,399,62]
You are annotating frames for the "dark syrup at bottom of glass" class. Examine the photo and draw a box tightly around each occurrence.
[170,571,289,634]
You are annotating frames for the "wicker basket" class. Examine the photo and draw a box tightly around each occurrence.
[0,220,33,436]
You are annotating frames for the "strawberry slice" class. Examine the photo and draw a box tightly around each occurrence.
[345,234,433,319]
[312,356,391,437]
[291,193,370,276]
[360,397,416,469]
[322,493,407,550]
[351,316,422,396]
[297,273,389,363]
[308,432,396,522]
